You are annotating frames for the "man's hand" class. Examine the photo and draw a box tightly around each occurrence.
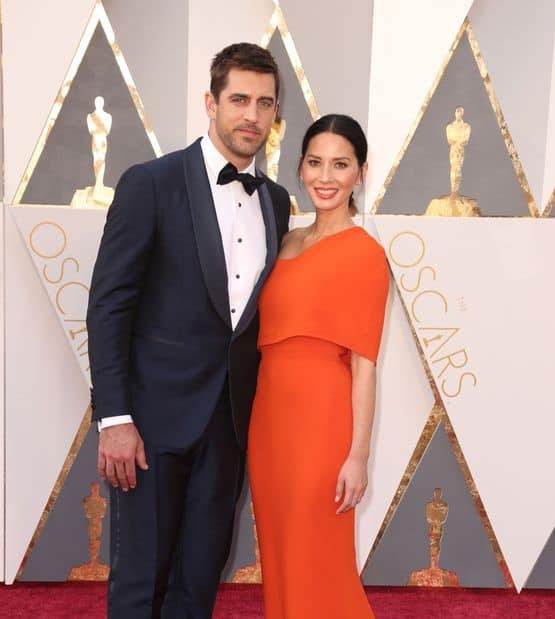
[98,423,148,491]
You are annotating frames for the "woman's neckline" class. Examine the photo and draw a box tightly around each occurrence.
[277,226,362,262]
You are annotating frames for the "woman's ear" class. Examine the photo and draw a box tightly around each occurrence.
[360,161,369,185]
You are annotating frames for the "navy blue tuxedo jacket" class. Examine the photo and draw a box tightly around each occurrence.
[87,138,290,450]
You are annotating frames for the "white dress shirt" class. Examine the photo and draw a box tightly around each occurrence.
[99,134,267,430]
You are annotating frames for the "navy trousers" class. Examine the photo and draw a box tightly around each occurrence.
[107,386,244,619]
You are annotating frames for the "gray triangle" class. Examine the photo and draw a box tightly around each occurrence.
[525,527,555,589]
[19,426,110,581]
[19,426,257,583]
[378,33,530,216]
[255,31,314,212]
[21,24,157,205]
[362,421,506,587]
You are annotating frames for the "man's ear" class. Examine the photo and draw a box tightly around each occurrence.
[205,91,217,119]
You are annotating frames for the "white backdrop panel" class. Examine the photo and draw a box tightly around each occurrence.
[375,216,555,591]
[0,205,4,582]
[4,210,92,584]
[356,216,434,570]
[367,0,474,211]
[185,0,274,143]
[10,207,108,385]
[2,0,94,203]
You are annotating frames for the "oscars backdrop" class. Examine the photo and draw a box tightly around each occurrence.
[2,0,554,594]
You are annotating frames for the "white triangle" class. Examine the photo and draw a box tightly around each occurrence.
[4,211,91,583]
[11,206,108,386]
[0,205,4,582]
[355,217,435,570]
[375,215,555,591]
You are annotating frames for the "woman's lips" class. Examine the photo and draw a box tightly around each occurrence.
[314,187,338,200]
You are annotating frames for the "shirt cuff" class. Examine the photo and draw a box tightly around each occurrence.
[98,414,133,431]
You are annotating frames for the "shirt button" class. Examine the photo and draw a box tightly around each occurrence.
[231,308,236,313]
[237,238,243,243]
[236,274,240,279]
[238,202,242,207]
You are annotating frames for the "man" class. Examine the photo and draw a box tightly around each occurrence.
[86,43,290,619]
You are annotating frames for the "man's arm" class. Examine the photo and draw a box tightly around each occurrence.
[87,164,156,490]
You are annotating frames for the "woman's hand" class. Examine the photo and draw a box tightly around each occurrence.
[335,454,368,514]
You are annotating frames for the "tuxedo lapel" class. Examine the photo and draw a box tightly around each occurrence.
[233,176,278,338]
[182,140,231,329]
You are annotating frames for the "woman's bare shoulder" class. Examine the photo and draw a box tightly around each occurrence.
[280,226,306,247]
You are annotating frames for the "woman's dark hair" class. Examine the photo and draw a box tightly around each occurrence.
[299,114,368,212]
[210,43,280,102]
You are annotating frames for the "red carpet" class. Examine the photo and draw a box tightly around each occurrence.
[1,583,554,618]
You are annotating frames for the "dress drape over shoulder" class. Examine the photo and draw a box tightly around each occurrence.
[258,226,389,361]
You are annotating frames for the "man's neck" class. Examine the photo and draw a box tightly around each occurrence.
[206,129,253,171]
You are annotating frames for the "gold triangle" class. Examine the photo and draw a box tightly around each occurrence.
[541,185,555,217]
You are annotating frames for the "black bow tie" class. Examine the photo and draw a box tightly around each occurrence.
[217,162,265,196]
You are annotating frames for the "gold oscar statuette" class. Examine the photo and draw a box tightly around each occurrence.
[289,195,302,215]
[264,117,302,216]
[232,502,262,583]
[266,117,287,183]
[68,482,110,581]
[407,488,460,587]
[425,107,481,217]
[71,96,115,208]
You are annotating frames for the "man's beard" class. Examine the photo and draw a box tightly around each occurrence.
[222,127,267,159]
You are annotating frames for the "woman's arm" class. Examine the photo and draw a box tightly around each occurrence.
[335,352,377,514]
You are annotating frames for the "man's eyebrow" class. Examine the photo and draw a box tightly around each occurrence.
[227,93,275,102]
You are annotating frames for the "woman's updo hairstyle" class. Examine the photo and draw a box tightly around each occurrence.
[298,114,368,213]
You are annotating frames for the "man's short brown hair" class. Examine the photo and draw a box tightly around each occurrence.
[210,43,280,102]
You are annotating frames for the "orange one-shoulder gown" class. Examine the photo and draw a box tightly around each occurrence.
[248,226,389,619]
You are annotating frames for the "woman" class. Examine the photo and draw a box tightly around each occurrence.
[248,114,389,618]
